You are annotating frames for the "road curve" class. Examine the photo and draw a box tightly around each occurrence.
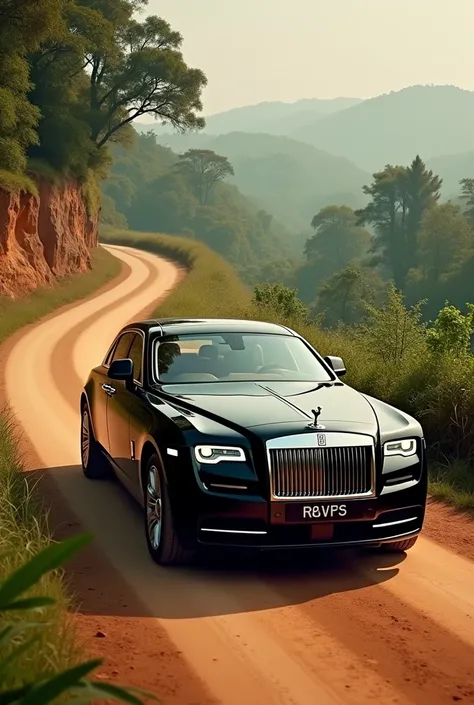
[4,244,474,704]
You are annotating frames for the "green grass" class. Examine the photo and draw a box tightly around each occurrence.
[0,169,38,195]
[429,462,474,513]
[102,227,474,513]
[0,245,122,688]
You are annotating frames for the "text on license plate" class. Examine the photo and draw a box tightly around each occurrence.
[303,504,347,519]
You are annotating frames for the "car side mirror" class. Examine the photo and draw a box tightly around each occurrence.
[108,358,134,385]
[324,355,347,377]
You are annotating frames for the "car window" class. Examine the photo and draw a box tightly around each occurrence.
[109,332,135,365]
[154,333,332,384]
[128,333,144,384]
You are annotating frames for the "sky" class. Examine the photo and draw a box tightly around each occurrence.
[144,0,473,116]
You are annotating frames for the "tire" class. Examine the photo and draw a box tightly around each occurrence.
[382,536,418,553]
[144,454,194,566]
[80,404,109,480]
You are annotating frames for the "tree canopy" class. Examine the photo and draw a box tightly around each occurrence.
[0,0,207,182]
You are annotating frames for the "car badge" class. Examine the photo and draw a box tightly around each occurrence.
[307,407,325,430]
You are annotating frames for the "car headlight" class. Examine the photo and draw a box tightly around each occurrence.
[194,445,246,464]
[384,439,417,457]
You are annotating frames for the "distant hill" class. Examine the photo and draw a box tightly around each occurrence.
[427,151,474,199]
[145,131,369,228]
[292,85,474,172]
[138,96,362,137]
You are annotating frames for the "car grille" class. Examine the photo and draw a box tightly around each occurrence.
[269,446,374,499]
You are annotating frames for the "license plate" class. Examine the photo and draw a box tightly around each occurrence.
[286,502,350,522]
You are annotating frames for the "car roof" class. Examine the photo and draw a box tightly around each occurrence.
[122,317,296,337]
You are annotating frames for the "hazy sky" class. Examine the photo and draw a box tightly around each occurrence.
[145,0,473,116]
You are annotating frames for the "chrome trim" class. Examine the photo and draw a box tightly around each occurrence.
[208,483,248,490]
[374,517,417,529]
[200,528,267,535]
[101,383,116,396]
[266,432,375,502]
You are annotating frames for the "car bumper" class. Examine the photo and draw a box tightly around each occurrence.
[174,480,427,551]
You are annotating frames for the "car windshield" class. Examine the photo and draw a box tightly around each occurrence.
[153,333,333,384]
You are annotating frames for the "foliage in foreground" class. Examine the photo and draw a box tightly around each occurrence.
[101,228,474,509]
[0,534,149,704]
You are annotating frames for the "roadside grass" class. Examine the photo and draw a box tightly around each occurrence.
[100,227,474,513]
[428,461,474,513]
[0,245,122,688]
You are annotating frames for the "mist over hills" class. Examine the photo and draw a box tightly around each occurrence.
[138,96,362,137]
[145,131,369,228]
[293,85,474,172]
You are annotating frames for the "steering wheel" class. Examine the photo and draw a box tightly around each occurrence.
[257,363,286,373]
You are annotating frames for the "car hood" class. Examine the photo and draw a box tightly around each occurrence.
[160,380,379,435]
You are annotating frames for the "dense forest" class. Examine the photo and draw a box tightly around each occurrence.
[0,0,206,198]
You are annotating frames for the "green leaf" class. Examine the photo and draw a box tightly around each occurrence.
[0,596,55,612]
[0,534,93,607]
[19,659,102,705]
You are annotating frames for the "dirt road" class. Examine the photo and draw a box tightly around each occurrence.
[3,244,474,704]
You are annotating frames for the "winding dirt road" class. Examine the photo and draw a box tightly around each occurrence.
[3,244,474,704]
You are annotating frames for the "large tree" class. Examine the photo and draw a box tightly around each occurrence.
[356,157,442,290]
[176,149,234,205]
[4,0,207,178]
[460,178,474,226]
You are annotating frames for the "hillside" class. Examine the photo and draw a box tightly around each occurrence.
[144,131,370,228]
[427,151,474,199]
[293,85,474,171]
[138,96,362,136]
[101,132,294,276]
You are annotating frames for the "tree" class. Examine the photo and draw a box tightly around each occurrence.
[460,178,474,226]
[0,0,64,173]
[176,149,234,205]
[315,265,380,327]
[306,205,371,270]
[356,157,442,290]
[361,285,426,364]
[427,302,474,357]
[252,283,309,323]
[416,204,473,283]
[404,155,442,263]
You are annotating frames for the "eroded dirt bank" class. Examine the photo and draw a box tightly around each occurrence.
[2,244,474,705]
[0,179,97,297]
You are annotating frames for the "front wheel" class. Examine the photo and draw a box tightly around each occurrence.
[144,454,194,566]
[382,536,418,553]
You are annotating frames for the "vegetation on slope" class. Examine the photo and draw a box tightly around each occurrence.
[0,248,130,693]
[144,130,370,228]
[102,229,474,510]
[101,131,293,278]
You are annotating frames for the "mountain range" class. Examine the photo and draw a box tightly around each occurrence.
[138,84,474,227]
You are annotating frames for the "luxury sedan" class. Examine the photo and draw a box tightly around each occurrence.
[80,317,428,565]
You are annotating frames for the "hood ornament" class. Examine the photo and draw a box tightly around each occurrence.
[307,406,325,430]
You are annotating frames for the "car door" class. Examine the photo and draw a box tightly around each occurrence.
[116,331,150,483]
[103,331,136,473]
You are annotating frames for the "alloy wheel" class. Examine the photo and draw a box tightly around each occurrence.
[81,409,90,467]
[146,465,162,550]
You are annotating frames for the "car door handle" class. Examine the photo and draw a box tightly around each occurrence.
[102,383,116,396]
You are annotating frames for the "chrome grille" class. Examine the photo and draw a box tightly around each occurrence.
[269,445,374,500]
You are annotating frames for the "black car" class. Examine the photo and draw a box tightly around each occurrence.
[80,317,428,565]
